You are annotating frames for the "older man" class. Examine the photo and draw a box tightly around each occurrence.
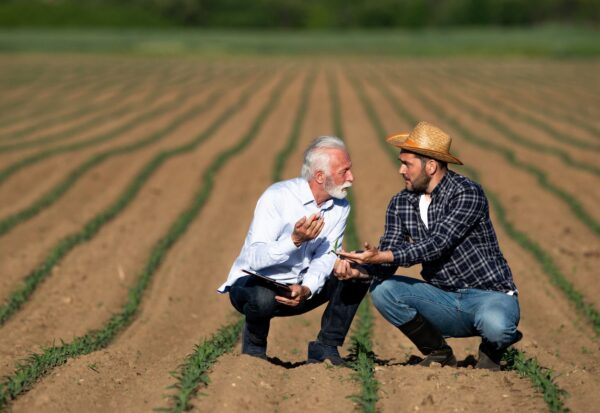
[337,122,521,370]
[218,136,369,365]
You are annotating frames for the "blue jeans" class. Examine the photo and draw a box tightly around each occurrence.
[229,275,369,347]
[370,276,520,350]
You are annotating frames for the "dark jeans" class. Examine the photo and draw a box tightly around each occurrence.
[229,275,369,347]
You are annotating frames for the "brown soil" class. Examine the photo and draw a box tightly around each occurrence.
[0,72,259,300]
[0,56,598,413]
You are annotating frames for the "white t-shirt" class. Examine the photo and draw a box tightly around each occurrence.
[419,194,432,229]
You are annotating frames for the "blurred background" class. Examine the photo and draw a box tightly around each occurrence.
[2,0,600,28]
[0,0,598,56]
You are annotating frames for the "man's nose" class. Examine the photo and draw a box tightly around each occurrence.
[346,170,354,182]
[399,164,406,174]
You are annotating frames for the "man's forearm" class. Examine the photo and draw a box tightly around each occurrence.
[377,250,394,264]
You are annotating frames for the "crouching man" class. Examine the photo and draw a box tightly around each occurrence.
[218,136,369,365]
[336,122,521,370]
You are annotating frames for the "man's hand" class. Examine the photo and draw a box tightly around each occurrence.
[333,258,370,280]
[337,242,394,265]
[275,284,311,306]
[291,213,324,247]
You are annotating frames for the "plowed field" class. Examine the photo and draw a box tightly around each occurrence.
[0,55,599,412]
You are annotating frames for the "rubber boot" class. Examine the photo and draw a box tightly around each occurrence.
[399,314,457,367]
[476,330,523,371]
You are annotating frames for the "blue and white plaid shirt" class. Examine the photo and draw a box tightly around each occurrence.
[371,170,516,293]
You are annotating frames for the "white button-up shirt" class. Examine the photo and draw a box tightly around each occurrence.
[218,177,350,296]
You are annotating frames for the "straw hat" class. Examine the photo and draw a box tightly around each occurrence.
[386,121,463,165]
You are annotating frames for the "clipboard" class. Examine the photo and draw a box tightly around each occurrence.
[242,269,292,295]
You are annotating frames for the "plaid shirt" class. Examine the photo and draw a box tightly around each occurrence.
[371,170,516,293]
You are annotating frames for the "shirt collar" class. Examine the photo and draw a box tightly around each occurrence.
[299,178,334,211]
[431,169,456,198]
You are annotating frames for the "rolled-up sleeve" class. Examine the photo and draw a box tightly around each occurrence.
[244,190,299,270]
[368,196,403,277]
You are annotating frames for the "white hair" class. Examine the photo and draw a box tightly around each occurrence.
[301,136,347,180]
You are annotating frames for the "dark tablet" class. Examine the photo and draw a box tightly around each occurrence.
[242,269,292,295]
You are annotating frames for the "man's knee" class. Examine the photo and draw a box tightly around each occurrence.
[370,277,420,310]
[370,280,394,311]
[370,279,417,326]
[230,285,277,319]
[476,307,519,348]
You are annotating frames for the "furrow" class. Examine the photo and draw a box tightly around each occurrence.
[432,64,600,142]
[0,63,200,150]
[386,71,600,237]
[361,69,600,333]
[158,68,315,413]
[0,70,268,327]
[0,59,145,133]
[0,69,251,238]
[327,69,378,413]
[0,67,293,412]
[345,67,568,413]
[0,66,226,185]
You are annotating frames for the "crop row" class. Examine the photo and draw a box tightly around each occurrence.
[357,68,600,334]
[432,65,600,143]
[161,68,379,413]
[0,66,238,185]
[0,65,184,147]
[0,70,259,326]
[345,70,569,412]
[0,63,211,150]
[0,67,282,410]
[0,62,597,412]
[455,62,600,118]
[0,69,252,240]
[0,59,182,129]
[158,69,315,412]
[328,70,378,412]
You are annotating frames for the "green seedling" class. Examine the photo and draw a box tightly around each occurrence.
[0,70,288,412]
[354,69,571,413]
[329,237,341,256]
[504,349,568,413]
[328,71,379,413]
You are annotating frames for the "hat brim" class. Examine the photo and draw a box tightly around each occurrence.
[386,133,463,165]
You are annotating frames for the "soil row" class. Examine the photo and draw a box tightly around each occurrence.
[0,58,597,412]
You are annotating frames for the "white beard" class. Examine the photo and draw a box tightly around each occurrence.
[325,179,352,200]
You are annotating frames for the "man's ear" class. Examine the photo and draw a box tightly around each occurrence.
[426,160,437,176]
[315,170,326,184]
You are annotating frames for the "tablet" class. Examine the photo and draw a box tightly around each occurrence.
[242,269,292,295]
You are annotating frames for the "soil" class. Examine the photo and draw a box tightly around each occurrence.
[0,55,598,412]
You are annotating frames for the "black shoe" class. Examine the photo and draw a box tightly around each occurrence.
[307,340,345,366]
[242,323,267,360]
[476,330,523,371]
